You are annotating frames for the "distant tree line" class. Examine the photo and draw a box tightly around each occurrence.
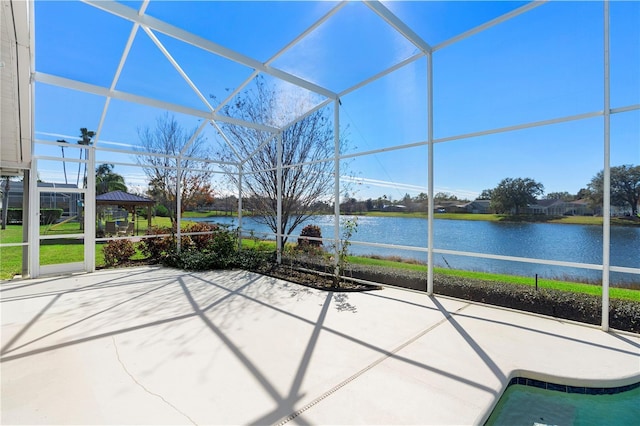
[479,164,639,216]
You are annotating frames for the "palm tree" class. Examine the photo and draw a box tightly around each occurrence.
[57,139,69,184]
[95,164,127,195]
[77,128,95,187]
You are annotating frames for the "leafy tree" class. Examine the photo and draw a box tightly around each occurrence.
[341,197,358,214]
[137,114,215,223]
[413,192,429,203]
[588,164,640,216]
[95,164,127,195]
[365,198,374,211]
[545,191,575,201]
[576,188,591,200]
[434,192,458,201]
[490,177,544,215]
[183,187,215,211]
[215,77,343,249]
[477,189,493,200]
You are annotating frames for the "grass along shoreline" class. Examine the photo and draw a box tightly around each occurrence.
[355,211,640,227]
[181,210,640,227]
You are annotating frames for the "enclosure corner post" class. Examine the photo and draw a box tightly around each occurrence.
[28,159,39,278]
[426,52,435,296]
[176,159,182,253]
[601,0,611,332]
[85,145,96,272]
[276,132,283,264]
[237,163,243,251]
[333,99,341,280]
[21,169,30,277]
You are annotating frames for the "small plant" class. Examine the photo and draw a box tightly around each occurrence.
[283,243,299,273]
[298,224,323,250]
[333,217,357,288]
[103,239,136,267]
[248,230,259,246]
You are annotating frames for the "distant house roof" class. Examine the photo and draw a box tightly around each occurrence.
[5,181,79,192]
[532,199,561,208]
[96,191,154,205]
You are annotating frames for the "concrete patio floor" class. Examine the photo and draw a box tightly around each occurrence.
[1,266,639,425]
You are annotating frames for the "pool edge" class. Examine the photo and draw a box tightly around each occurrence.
[476,370,640,425]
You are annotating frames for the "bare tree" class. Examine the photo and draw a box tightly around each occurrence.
[137,113,215,223]
[215,78,344,248]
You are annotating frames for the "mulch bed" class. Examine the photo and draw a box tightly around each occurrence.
[260,263,382,292]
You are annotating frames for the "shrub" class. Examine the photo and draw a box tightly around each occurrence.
[41,208,64,225]
[157,224,240,270]
[154,204,170,217]
[141,226,175,262]
[206,226,237,260]
[184,222,219,250]
[297,224,323,249]
[103,239,136,267]
[164,250,215,270]
[236,248,275,271]
[165,246,273,272]
[7,208,22,224]
[7,208,65,225]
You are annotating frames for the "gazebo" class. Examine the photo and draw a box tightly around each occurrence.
[96,191,155,234]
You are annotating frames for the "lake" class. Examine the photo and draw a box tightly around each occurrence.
[189,215,640,284]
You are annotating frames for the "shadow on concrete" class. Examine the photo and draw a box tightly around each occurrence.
[3,267,577,424]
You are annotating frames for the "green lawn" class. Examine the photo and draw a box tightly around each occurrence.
[0,217,188,280]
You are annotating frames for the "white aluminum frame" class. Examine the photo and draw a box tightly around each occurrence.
[21,0,637,333]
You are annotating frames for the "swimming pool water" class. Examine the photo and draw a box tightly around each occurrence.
[485,383,640,426]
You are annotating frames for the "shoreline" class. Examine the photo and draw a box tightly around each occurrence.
[182,211,640,227]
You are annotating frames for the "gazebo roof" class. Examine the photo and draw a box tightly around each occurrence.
[96,191,155,205]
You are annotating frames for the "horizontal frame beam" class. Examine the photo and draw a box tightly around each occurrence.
[35,72,280,134]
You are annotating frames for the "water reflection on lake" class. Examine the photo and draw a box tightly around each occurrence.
[191,215,640,284]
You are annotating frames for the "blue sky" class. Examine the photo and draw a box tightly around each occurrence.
[33,0,639,201]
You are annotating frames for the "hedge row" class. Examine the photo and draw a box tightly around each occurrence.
[349,264,640,333]
[6,208,63,225]
[272,259,640,334]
